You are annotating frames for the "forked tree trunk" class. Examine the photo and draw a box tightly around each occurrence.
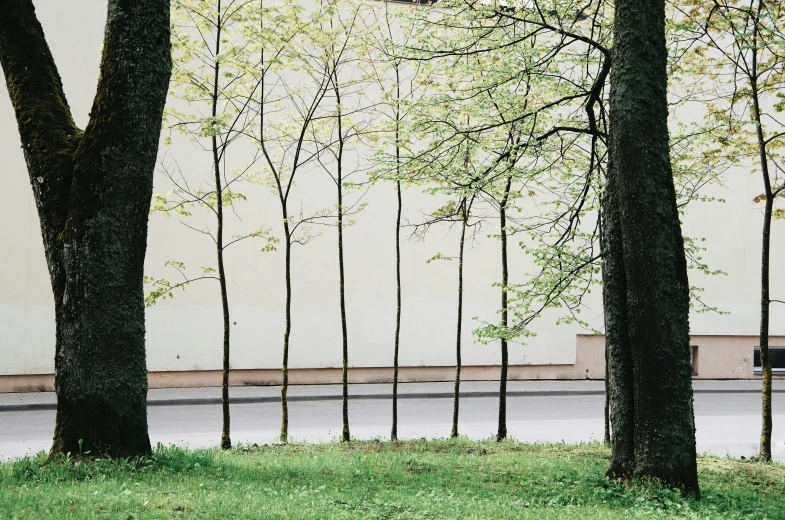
[609,0,699,496]
[0,0,171,457]
[451,202,468,438]
[258,46,293,445]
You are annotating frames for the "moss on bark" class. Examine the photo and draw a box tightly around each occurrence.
[601,156,635,478]
[608,0,699,497]
[0,0,171,458]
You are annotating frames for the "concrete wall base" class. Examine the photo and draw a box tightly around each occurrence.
[1,334,780,392]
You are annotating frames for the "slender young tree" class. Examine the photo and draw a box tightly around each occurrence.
[335,66,353,443]
[399,2,609,441]
[390,56,404,443]
[309,0,371,442]
[361,5,431,441]
[0,0,171,458]
[145,0,275,451]
[245,0,336,441]
[451,197,473,438]
[495,174,513,442]
[415,195,480,439]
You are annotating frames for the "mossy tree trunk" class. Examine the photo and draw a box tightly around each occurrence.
[601,153,635,476]
[604,348,611,446]
[0,0,171,458]
[609,0,699,496]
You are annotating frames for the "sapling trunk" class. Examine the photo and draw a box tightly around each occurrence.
[211,3,232,451]
[759,196,773,461]
[497,176,512,442]
[281,225,292,443]
[451,202,467,438]
[333,71,351,443]
[391,69,402,441]
[391,179,402,440]
[750,76,774,461]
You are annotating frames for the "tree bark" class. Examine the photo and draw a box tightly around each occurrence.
[759,195,773,461]
[610,0,699,496]
[334,74,351,444]
[601,154,635,477]
[0,0,171,458]
[258,48,293,445]
[750,65,774,461]
[497,176,512,442]
[604,347,611,446]
[280,222,292,443]
[391,70,402,441]
[391,179,402,441]
[452,202,467,439]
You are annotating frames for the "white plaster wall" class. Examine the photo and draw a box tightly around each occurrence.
[0,0,783,376]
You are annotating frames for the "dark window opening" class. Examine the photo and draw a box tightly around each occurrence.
[753,346,785,374]
[690,345,699,376]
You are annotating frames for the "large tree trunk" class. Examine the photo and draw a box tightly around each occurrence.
[604,348,611,446]
[610,0,699,496]
[601,155,635,477]
[0,0,171,458]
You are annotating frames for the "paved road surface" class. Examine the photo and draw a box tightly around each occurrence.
[1,393,784,461]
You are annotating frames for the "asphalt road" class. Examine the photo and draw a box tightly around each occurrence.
[1,393,784,461]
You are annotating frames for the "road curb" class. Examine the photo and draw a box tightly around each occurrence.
[0,388,779,412]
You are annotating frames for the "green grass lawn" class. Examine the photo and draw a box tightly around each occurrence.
[1,439,784,519]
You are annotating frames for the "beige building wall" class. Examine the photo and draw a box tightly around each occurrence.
[1,1,784,388]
